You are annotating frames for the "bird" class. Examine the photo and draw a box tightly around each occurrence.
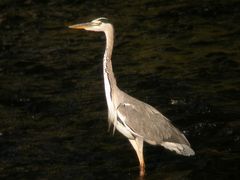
[69,17,195,177]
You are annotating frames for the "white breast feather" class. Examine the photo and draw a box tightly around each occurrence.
[103,58,117,127]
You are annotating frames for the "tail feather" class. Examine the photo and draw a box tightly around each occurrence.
[161,142,195,156]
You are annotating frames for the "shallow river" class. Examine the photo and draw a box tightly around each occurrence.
[0,0,239,179]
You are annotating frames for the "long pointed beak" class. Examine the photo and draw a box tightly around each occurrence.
[68,22,91,30]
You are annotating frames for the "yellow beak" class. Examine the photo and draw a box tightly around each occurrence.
[68,22,91,30]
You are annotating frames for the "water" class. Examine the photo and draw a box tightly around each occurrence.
[0,0,239,179]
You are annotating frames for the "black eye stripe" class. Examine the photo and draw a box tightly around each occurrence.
[91,17,110,25]
[95,17,109,23]
[99,18,109,23]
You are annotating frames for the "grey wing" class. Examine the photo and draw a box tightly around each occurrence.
[116,99,195,156]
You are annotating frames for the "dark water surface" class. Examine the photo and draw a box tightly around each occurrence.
[0,0,239,179]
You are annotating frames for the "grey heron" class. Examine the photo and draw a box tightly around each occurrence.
[69,17,195,177]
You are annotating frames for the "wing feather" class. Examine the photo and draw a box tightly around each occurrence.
[113,91,195,156]
[116,98,190,147]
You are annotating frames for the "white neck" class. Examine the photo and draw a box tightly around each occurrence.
[102,24,117,125]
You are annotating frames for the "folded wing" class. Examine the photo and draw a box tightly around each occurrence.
[116,96,195,156]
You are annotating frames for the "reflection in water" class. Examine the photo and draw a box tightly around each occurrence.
[0,0,239,179]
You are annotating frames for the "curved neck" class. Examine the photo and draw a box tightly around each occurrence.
[103,24,117,87]
[103,24,118,129]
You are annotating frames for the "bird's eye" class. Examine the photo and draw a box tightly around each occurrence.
[91,21,101,26]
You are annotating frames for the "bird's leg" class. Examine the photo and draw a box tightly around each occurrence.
[129,137,145,177]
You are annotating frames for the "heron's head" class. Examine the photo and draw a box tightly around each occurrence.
[69,17,111,32]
